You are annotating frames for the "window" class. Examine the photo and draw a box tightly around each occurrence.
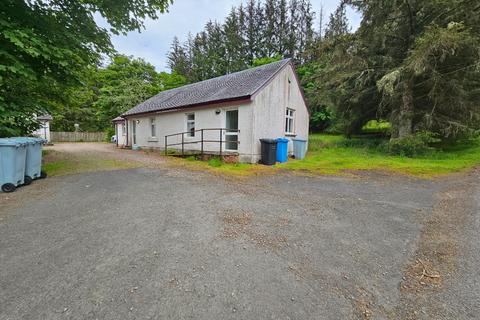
[285,108,295,134]
[186,113,195,137]
[150,118,156,137]
[121,123,126,136]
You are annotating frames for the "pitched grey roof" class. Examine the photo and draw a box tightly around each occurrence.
[37,114,53,121]
[112,116,125,122]
[122,59,291,116]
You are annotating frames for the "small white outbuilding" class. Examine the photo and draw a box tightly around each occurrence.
[116,59,309,163]
[112,116,127,147]
[32,114,53,143]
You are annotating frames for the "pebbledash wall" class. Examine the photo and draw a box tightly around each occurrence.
[123,64,309,163]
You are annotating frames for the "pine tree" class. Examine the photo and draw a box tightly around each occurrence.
[287,0,301,58]
[297,0,315,62]
[245,0,265,64]
[325,4,350,39]
[205,20,227,77]
[277,0,289,55]
[318,4,324,41]
[167,37,190,78]
[224,7,247,73]
[264,0,278,57]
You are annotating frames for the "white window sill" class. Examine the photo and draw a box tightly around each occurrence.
[285,133,297,137]
[148,137,158,142]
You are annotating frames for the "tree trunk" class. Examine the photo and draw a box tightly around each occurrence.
[398,78,414,138]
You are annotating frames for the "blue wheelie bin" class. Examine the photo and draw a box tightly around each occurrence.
[0,138,27,192]
[276,138,289,163]
[12,137,46,184]
[292,138,308,160]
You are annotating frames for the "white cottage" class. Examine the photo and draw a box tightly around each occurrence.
[115,59,309,163]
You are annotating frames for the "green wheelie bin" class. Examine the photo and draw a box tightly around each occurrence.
[11,137,47,184]
[0,138,27,192]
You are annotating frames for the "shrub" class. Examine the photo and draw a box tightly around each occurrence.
[388,131,441,157]
[104,126,115,142]
[208,157,222,167]
[336,137,386,149]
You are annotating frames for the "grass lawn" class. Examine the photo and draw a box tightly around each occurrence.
[180,134,480,178]
[42,150,141,176]
[279,134,480,177]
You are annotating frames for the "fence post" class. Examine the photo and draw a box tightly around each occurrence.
[219,129,222,157]
[201,129,204,155]
[181,133,184,156]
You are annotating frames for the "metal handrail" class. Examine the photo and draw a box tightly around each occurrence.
[165,128,239,138]
[164,128,240,157]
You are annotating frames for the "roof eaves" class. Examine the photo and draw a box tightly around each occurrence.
[122,95,252,118]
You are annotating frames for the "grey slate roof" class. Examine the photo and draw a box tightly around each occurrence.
[112,116,125,122]
[37,114,53,121]
[122,59,291,116]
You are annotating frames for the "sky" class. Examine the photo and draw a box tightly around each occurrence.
[101,0,362,72]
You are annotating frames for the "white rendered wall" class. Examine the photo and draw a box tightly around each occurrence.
[115,122,127,147]
[126,102,254,160]
[250,64,309,163]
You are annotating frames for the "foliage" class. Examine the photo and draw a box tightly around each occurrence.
[0,0,171,137]
[208,157,223,167]
[362,120,391,134]
[309,106,333,132]
[167,0,316,83]
[173,133,480,178]
[278,134,480,177]
[310,0,480,140]
[251,56,283,67]
[387,131,441,157]
[104,126,116,142]
[51,55,187,132]
[324,3,350,38]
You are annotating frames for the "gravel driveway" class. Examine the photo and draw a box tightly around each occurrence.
[0,143,478,319]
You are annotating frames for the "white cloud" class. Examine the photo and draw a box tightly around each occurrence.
[101,0,361,71]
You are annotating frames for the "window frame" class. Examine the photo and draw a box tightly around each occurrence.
[285,108,295,134]
[150,117,156,138]
[186,113,195,137]
[122,123,126,136]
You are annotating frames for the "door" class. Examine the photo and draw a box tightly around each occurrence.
[225,110,238,151]
[132,120,137,145]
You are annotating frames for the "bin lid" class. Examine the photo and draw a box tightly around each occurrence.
[292,138,307,142]
[276,138,289,143]
[11,137,44,144]
[0,138,25,147]
[260,138,277,144]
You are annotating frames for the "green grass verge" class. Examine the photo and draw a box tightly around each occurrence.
[42,152,140,177]
[168,155,270,177]
[278,134,480,177]
[175,134,480,178]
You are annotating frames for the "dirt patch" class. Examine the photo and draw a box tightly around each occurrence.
[222,211,252,238]
[46,143,167,167]
[221,209,288,251]
[396,170,477,319]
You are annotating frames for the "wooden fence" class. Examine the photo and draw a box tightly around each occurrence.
[51,132,106,142]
